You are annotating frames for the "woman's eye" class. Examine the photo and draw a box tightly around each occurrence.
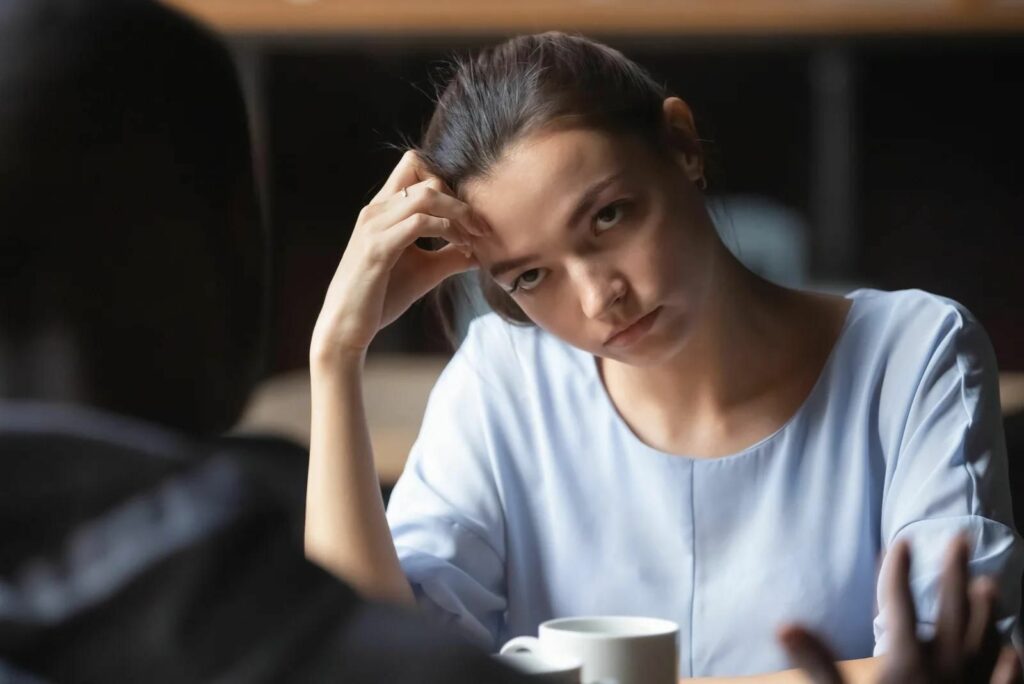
[510,268,547,294]
[594,202,625,233]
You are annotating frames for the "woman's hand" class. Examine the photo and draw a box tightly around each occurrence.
[778,537,1022,684]
[310,150,487,366]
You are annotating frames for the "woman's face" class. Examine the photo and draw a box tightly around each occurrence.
[465,124,720,367]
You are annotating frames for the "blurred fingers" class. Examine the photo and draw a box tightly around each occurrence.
[885,541,923,663]
[965,577,1003,681]
[777,625,845,684]
[991,646,1023,684]
[965,577,998,653]
[934,534,971,672]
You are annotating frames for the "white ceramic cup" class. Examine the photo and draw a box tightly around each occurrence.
[493,651,583,683]
[500,616,679,684]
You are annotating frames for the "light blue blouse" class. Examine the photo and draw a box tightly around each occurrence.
[385,288,1023,677]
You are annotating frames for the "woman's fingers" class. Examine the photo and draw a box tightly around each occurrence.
[773,538,1015,684]
[991,646,1024,684]
[360,179,488,254]
[414,243,479,288]
[383,212,472,257]
[376,245,477,330]
[383,177,488,236]
[965,577,997,651]
[777,625,845,684]
[934,534,971,672]
[370,149,428,205]
[884,541,923,662]
[964,576,1003,681]
[369,153,490,236]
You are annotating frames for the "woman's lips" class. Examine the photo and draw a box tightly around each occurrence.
[605,307,662,348]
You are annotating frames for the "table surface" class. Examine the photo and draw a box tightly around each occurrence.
[235,355,1024,485]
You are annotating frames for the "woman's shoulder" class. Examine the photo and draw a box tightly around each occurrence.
[805,289,1001,463]
[847,287,973,322]
[843,287,986,357]
[837,287,997,408]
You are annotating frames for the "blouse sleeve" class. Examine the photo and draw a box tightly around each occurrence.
[385,318,512,652]
[873,301,1024,654]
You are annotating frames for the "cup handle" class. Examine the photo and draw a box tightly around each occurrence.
[499,636,542,655]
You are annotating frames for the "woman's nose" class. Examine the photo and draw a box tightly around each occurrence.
[571,262,627,320]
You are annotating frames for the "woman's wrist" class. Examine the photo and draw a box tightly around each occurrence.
[309,339,367,380]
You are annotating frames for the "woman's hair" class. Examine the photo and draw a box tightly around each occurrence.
[415,32,702,338]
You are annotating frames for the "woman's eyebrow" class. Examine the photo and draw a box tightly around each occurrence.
[564,172,623,230]
[487,172,623,279]
[489,254,536,279]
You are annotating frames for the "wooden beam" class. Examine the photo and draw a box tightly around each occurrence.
[163,0,1024,37]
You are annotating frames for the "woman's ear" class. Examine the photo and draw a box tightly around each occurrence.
[662,96,704,184]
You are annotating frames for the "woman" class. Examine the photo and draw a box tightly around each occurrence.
[305,32,1022,681]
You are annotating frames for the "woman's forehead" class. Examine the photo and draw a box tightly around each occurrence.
[464,129,638,241]
[466,129,621,200]
[464,129,647,274]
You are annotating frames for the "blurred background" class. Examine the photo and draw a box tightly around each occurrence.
[163,0,1024,488]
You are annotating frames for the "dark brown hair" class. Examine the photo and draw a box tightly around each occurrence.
[415,32,702,340]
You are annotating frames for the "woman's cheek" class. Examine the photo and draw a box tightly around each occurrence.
[528,290,576,336]
[514,295,548,327]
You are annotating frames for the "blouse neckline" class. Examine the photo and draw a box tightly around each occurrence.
[577,291,862,464]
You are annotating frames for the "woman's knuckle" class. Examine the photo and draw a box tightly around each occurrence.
[408,212,425,228]
[405,189,421,205]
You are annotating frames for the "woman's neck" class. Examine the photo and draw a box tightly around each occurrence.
[599,245,842,455]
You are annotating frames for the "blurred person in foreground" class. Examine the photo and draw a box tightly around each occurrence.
[0,0,523,681]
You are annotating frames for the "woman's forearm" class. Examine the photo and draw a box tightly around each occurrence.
[304,353,414,606]
[686,655,882,684]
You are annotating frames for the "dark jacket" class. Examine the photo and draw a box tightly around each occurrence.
[0,402,522,683]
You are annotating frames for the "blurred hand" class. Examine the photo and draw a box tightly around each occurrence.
[778,537,1022,684]
[310,150,487,365]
